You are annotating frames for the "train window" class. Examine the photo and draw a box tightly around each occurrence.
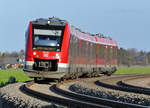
[70,35,74,56]
[107,46,110,61]
[95,44,97,58]
[83,40,85,57]
[84,41,86,57]
[86,42,89,58]
[75,37,78,58]
[93,44,97,59]
[103,45,105,58]
[86,42,88,57]
[85,42,88,57]
[113,47,116,59]
[88,42,91,60]
[98,44,101,58]
[32,25,65,51]
[90,43,93,59]
[98,44,103,58]
[69,36,71,56]
[77,38,80,57]
[81,41,84,57]
[80,40,82,57]
[110,46,113,60]
[73,37,76,57]
[81,40,85,57]
[112,47,114,58]
[91,43,96,59]
[92,44,93,58]
[116,47,118,59]
[91,43,93,58]
[99,45,104,58]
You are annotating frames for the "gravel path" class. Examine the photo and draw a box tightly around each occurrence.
[70,80,150,106]
[0,83,64,108]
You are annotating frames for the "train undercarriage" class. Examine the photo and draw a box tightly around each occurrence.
[24,61,117,82]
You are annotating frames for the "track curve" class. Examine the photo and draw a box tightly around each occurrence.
[21,81,108,108]
[21,76,148,108]
[96,74,150,95]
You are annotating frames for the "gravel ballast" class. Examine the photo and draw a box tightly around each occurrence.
[0,83,64,108]
[70,81,150,106]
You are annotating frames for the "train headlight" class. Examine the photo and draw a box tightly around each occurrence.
[48,20,51,24]
[33,52,36,55]
[56,53,60,58]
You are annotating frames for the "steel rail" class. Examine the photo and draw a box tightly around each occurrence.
[21,82,109,108]
[96,74,150,95]
[21,74,150,108]
[118,77,150,95]
[55,82,147,108]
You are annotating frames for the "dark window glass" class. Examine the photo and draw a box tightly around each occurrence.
[107,46,110,61]
[92,43,96,59]
[77,39,80,56]
[113,47,116,59]
[88,42,91,60]
[32,24,65,51]
[69,34,73,56]
[98,44,101,58]
[73,37,76,57]
[113,47,115,59]
[81,40,86,57]
[99,45,104,58]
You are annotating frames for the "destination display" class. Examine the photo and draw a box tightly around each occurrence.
[34,29,62,36]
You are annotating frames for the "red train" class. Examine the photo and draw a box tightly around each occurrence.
[24,17,118,80]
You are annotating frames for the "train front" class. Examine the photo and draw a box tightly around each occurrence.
[24,18,70,79]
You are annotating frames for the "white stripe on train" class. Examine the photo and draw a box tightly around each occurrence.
[25,61,69,68]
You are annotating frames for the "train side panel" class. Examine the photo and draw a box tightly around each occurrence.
[96,37,118,74]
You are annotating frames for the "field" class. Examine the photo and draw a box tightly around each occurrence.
[0,69,33,86]
[1,67,150,87]
[115,66,150,74]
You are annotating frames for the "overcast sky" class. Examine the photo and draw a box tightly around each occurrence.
[0,0,150,52]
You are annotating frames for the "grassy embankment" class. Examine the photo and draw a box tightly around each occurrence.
[0,67,150,87]
[0,69,33,87]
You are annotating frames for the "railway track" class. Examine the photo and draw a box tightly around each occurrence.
[119,76,150,95]
[21,81,108,108]
[21,77,148,108]
[96,74,150,95]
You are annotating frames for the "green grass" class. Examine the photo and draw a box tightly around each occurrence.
[1,67,150,86]
[116,66,150,74]
[0,69,33,86]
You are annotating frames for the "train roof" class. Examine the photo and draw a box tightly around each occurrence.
[70,26,117,46]
[31,17,117,46]
[32,17,68,26]
[96,37,117,46]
